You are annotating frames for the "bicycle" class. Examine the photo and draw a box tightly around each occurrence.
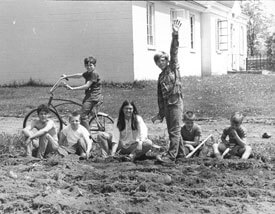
[23,77,114,135]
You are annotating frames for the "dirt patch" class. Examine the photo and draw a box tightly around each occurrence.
[0,117,275,213]
[1,155,275,213]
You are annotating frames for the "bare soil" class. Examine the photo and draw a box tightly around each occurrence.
[0,117,275,214]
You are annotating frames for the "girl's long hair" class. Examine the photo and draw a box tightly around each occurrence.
[117,100,139,131]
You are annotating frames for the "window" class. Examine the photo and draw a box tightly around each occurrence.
[170,9,177,26]
[190,14,195,49]
[147,2,155,47]
[216,19,228,51]
[170,9,185,47]
[230,23,233,49]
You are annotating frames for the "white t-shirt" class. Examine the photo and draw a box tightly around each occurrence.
[61,125,91,148]
[112,115,148,148]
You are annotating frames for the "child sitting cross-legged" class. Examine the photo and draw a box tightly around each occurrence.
[22,104,60,159]
[97,100,153,161]
[59,111,93,159]
[180,111,202,156]
[212,112,252,159]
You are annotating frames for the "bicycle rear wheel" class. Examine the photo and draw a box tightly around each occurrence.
[89,113,114,134]
[23,108,63,133]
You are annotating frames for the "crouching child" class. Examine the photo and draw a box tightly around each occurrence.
[59,111,93,159]
[213,112,252,159]
[180,111,202,157]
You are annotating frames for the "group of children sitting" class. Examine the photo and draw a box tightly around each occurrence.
[22,104,93,160]
[21,103,252,161]
[181,111,252,159]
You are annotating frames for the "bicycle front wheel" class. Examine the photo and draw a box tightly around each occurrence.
[53,102,82,128]
[23,108,63,133]
[89,113,114,134]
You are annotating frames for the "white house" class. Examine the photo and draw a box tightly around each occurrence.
[0,0,248,84]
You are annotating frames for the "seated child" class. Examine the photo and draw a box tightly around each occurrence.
[22,104,59,159]
[181,111,202,156]
[59,111,93,159]
[97,100,152,161]
[212,112,252,159]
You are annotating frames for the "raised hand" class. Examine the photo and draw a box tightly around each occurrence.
[172,19,182,33]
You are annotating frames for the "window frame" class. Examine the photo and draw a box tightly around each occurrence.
[146,2,155,49]
[216,19,228,52]
[240,25,244,55]
[170,9,177,27]
[190,14,195,51]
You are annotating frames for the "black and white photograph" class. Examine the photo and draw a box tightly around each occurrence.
[0,0,274,213]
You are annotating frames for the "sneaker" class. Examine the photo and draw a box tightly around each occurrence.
[57,146,69,157]
[156,154,175,164]
[176,154,185,159]
[127,154,136,162]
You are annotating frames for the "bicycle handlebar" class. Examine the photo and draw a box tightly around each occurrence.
[50,77,67,94]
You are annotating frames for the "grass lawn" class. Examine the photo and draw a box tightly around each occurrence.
[0,74,274,120]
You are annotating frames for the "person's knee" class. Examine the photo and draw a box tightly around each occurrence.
[143,139,153,147]
[168,126,181,134]
[45,133,52,140]
[78,137,86,148]
[140,140,153,152]
[244,145,252,153]
[97,132,111,143]
[22,128,33,138]
[50,142,59,151]
[22,129,29,137]
[212,143,219,150]
[97,132,105,141]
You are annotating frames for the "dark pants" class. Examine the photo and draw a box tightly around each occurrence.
[164,97,184,159]
[81,94,100,132]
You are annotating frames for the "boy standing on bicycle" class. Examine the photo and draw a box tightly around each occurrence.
[61,56,102,133]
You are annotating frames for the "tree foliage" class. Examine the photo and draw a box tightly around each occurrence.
[266,33,275,57]
[265,33,275,70]
[241,0,273,56]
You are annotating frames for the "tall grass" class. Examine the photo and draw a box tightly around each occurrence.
[1,78,52,88]
[0,132,24,155]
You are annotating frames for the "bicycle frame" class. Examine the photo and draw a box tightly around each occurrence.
[23,77,113,138]
[47,78,82,126]
[47,77,108,129]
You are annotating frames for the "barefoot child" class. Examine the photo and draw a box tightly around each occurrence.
[22,104,59,159]
[213,112,252,159]
[59,111,93,159]
[180,111,202,156]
